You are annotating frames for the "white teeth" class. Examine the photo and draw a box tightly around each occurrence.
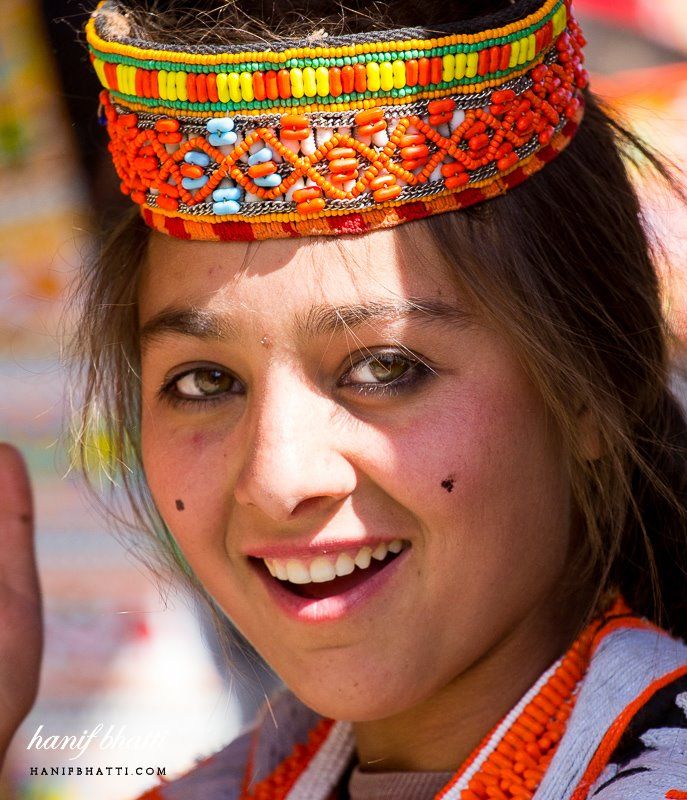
[335,552,355,576]
[354,546,372,569]
[263,540,406,586]
[274,561,289,581]
[286,560,311,584]
[372,542,389,561]
[265,559,277,577]
[310,556,336,583]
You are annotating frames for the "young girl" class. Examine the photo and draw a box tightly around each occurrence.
[2,0,687,797]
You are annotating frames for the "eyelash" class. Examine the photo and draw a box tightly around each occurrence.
[159,349,433,409]
[340,351,432,397]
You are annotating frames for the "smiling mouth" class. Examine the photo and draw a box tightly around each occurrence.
[250,539,411,600]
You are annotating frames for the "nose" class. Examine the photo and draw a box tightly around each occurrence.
[233,366,357,522]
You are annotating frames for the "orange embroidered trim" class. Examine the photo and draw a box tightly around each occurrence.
[134,789,166,800]
[139,105,582,241]
[241,718,335,799]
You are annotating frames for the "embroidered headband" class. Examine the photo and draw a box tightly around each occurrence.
[87,0,588,241]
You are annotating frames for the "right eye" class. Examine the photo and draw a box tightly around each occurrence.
[164,367,243,403]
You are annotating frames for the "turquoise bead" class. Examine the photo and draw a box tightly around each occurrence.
[212,187,243,202]
[254,173,282,188]
[206,117,235,133]
[248,147,273,166]
[212,200,241,215]
[208,131,237,146]
[184,151,211,167]
[182,176,209,190]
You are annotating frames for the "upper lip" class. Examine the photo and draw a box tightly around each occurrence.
[242,537,407,560]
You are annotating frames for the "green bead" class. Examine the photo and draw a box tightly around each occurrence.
[391,89,398,97]
[343,56,351,65]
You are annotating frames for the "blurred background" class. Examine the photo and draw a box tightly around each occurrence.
[0,0,686,798]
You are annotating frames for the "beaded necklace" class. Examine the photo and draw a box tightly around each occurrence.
[239,602,625,800]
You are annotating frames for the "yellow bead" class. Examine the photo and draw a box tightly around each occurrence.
[379,61,394,91]
[228,72,241,102]
[442,54,455,83]
[554,7,568,36]
[240,71,254,101]
[315,66,329,96]
[509,40,520,68]
[167,70,178,101]
[302,67,317,97]
[455,52,467,79]
[290,68,304,98]
[158,69,168,99]
[392,59,406,89]
[366,61,381,92]
[517,37,529,65]
[176,71,188,102]
[217,72,230,103]
[526,33,536,62]
[466,52,479,78]
[116,63,126,93]
[93,58,106,88]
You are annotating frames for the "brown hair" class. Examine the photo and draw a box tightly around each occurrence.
[71,0,687,641]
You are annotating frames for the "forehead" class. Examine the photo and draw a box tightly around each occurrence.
[138,226,459,323]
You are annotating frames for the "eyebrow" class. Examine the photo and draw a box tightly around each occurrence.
[140,297,471,351]
[295,298,471,338]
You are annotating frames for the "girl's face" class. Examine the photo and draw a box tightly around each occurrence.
[139,227,575,722]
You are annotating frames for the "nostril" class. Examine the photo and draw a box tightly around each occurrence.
[289,495,332,518]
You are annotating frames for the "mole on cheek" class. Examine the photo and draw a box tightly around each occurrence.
[175,499,185,511]
[441,477,455,493]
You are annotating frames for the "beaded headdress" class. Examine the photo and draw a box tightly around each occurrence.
[87,0,588,241]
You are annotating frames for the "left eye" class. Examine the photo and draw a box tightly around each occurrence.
[172,368,240,398]
[342,351,417,386]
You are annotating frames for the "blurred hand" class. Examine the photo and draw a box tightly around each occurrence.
[0,444,42,766]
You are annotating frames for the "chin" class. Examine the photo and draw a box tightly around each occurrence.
[277,659,431,722]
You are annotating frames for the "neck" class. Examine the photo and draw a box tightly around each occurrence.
[351,591,591,773]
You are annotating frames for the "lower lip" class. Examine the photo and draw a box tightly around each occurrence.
[251,547,412,623]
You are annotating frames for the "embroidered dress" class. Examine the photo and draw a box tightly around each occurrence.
[132,607,687,800]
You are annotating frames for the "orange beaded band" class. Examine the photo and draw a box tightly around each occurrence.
[90,0,588,240]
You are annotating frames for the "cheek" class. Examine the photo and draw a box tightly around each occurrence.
[141,417,232,556]
[382,376,569,568]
